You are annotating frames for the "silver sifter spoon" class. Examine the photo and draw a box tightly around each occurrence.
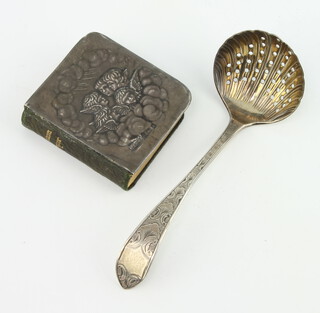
[116,30,305,288]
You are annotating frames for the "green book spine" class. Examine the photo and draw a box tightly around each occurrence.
[22,105,132,190]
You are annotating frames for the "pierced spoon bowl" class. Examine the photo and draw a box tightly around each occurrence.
[116,30,305,289]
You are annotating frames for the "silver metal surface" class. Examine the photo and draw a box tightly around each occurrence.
[116,30,305,288]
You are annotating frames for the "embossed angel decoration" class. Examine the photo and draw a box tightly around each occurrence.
[80,91,117,133]
[81,68,143,134]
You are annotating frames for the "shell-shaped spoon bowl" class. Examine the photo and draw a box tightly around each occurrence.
[214,30,304,125]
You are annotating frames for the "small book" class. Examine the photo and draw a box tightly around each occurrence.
[22,32,191,189]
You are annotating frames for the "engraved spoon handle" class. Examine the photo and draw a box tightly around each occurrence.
[116,118,245,288]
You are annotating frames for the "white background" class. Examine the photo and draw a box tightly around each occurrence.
[1,0,319,312]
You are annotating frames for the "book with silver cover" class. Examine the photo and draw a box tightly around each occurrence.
[22,32,191,189]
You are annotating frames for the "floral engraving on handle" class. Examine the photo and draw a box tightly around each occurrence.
[117,263,142,289]
[128,223,160,258]
[123,121,240,256]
